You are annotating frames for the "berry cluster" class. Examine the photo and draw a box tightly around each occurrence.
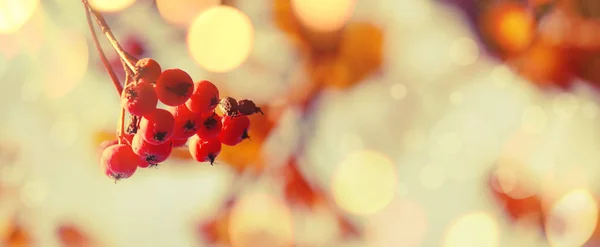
[99,58,262,182]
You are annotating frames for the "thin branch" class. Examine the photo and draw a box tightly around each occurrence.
[82,0,122,95]
[118,73,132,143]
[82,0,138,73]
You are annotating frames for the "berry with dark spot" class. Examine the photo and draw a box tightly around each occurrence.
[197,112,222,138]
[155,69,194,106]
[219,97,238,116]
[135,58,162,82]
[237,99,263,116]
[120,81,158,116]
[169,105,202,139]
[139,108,175,145]
[188,136,222,165]
[131,134,172,167]
[218,115,250,146]
[185,80,220,114]
[100,144,140,181]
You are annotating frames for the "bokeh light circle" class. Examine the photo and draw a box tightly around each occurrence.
[228,192,294,247]
[0,0,39,34]
[291,0,356,32]
[545,189,598,247]
[442,212,500,247]
[187,6,254,73]
[156,0,219,26]
[331,150,397,216]
[89,0,135,13]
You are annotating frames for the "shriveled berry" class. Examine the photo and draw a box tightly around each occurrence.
[100,144,140,180]
[188,136,222,165]
[237,99,263,116]
[139,108,175,145]
[155,69,194,106]
[197,112,222,138]
[185,80,220,113]
[120,81,158,116]
[131,134,172,167]
[135,58,162,82]
[169,105,202,139]
[218,115,250,146]
[219,97,238,116]
[172,138,188,147]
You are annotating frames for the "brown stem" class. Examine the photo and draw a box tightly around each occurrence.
[82,0,122,95]
[82,0,137,73]
[118,74,132,143]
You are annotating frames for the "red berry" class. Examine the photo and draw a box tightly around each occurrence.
[100,144,140,180]
[131,134,173,167]
[197,112,222,138]
[169,105,202,139]
[218,115,250,146]
[123,35,145,57]
[188,136,222,165]
[120,81,158,116]
[155,69,194,106]
[172,138,188,147]
[185,80,220,113]
[135,58,162,82]
[97,134,133,158]
[139,108,175,145]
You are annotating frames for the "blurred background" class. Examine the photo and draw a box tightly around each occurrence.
[3,0,600,246]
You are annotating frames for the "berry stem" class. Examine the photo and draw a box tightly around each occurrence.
[82,0,122,95]
[82,0,137,74]
[118,74,132,144]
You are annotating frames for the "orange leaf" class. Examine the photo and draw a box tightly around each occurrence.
[3,222,30,247]
[56,224,92,247]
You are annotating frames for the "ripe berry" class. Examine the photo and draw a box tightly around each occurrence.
[237,99,263,116]
[185,80,220,113]
[139,108,175,145]
[219,97,238,116]
[131,134,173,167]
[135,58,162,82]
[100,144,140,180]
[169,105,202,139]
[97,134,133,158]
[172,138,188,147]
[120,81,158,116]
[197,112,222,138]
[218,115,250,146]
[155,69,194,106]
[188,136,222,165]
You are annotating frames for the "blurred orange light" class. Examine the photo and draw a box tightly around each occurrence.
[482,3,535,55]
[291,0,356,32]
[156,0,219,26]
[187,6,253,73]
[331,150,396,216]
[0,0,39,34]
[89,0,135,13]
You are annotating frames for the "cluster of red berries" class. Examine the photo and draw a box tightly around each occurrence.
[99,58,262,182]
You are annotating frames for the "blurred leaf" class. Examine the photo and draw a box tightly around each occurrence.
[197,199,234,245]
[508,40,576,88]
[281,159,321,208]
[56,224,92,247]
[3,222,29,247]
[488,167,545,228]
